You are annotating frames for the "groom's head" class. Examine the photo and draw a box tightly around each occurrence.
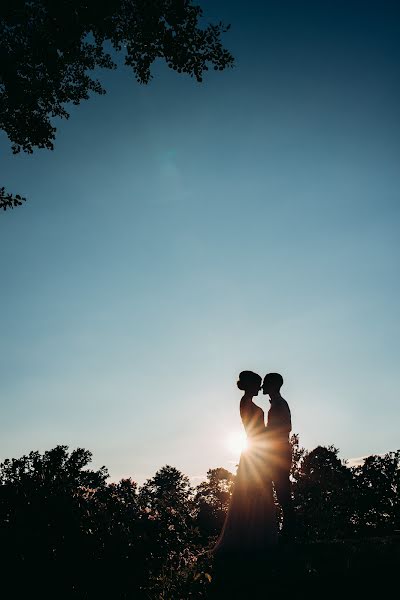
[262,372,283,395]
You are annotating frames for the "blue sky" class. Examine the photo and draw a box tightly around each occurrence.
[1,1,399,482]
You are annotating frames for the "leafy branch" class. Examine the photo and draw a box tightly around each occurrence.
[0,186,26,211]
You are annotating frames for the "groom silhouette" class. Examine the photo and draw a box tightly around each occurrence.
[262,372,295,539]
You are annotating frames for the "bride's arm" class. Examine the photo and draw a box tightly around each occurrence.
[239,396,252,432]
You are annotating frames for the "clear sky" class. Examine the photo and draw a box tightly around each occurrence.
[1,1,399,483]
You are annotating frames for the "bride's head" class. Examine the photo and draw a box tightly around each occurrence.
[237,371,262,396]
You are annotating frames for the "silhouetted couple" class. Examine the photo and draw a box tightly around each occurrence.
[215,371,295,553]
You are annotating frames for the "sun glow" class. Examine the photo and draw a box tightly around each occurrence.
[226,430,248,455]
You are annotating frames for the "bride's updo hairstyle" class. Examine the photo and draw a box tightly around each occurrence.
[237,370,262,392]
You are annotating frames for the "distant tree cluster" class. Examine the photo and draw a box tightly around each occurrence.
[0,440,398,597]
[0,0,233,210]
[289,436,400,540]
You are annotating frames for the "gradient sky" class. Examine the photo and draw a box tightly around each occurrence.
[1,1,399,483]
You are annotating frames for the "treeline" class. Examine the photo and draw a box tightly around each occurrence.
[0,438,398,598]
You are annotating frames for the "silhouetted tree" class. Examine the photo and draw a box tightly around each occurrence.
[81,477,144,596]
[138,465,200,598]
[293,445,355,540]
[289,433,308,482]
[351,451,400,536]
[0,0,233,210]
[195,467,235,540]
[0,445,108,558]
[88,477,139,556]
[0,445,109,595]
[2,442,399,597]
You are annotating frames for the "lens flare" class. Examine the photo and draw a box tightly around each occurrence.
[226,430,248,455]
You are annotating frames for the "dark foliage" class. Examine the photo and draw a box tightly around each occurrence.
[195,467,234,540]
[293,445,355,540]
[351,451,400,535]
[209,537,400,600]
[0,186,26,210]
[0,440,399,598]
[292,443,400,541]
[0,0,234,209]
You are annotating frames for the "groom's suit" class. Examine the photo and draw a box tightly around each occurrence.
[266,398,294,534]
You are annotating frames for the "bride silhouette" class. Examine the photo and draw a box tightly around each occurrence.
[214,371,277,553]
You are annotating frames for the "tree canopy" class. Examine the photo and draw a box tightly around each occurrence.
[1,439,399,597]
[0,0,234,210]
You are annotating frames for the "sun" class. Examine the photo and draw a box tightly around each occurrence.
[226,430,248,455]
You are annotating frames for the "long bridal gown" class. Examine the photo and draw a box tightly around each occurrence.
[214,400,277,553]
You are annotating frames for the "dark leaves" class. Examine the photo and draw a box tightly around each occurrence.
[0,441,399,596]
[0,0,234,211]
[0,186,26,211]
[0,0,234,155]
